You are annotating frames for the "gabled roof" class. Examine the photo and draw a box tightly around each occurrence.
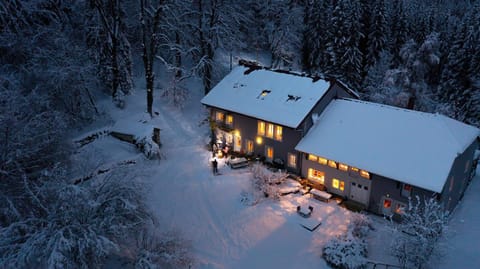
[295,98,480,193]
[200,65,331,128]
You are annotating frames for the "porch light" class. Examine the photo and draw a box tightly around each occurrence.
[256,136,263,144]
[234,130,240,136]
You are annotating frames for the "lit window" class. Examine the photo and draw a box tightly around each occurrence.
[332,178,344,191]
[395,203,405,214]
[350,167,359,172]
[401,184,412,197]
[235,136,241,148]
[260,89,271,97]
[266,123,274,138]
[360,170,370,179]
[226,115,233,126]
[318,157,328,165]
[288,153,296,168]
[246,140,254,153]
[215,111,224,122]
[308,168,324,184]
[275,126,282,141]
[328,160,337,169]
[266,146,274,160]
[339,163,348,171]
[383,199,392,208]
[308,154,318,162]
[257,121,265,136]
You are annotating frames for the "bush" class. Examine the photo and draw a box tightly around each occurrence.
[323,214,372,269]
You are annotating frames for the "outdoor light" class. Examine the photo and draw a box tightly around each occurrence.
[256,136,263,144]
[234,130,240,136]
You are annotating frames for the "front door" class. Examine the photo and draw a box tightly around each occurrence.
[234,134,241,152]
[349,182,370,205]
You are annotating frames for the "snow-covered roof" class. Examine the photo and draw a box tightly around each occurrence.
[200,66,331,128]
[295,99,480,193]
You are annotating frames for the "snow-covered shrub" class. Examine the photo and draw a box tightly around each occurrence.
[134,227,192,269]
[323,213,372,269]
[0,168,150,268]
[250,163,288,200]
[136,135,162,159]
[390,196,449,269]
[323,231,368,269]
[350,214,373,238]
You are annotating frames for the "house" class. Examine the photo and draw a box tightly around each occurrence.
[200,60,358,173]
[295,98,480,216]
[201,61,480,217]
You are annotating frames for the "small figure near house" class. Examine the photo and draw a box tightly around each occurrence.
[212,158,218,175]
[222,145,230,158]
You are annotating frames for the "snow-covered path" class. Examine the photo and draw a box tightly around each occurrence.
[433,173,480,269]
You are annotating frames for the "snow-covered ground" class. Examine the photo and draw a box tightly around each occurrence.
[75,79,480,269]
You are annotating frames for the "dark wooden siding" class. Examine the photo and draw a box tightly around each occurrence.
[440,140,479,212]
[210,107,303,173]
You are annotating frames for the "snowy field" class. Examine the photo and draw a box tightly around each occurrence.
[77,83,480,269]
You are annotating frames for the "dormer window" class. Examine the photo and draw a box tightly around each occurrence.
[258,89,271,99]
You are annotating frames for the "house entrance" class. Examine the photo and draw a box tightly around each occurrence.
[234,134,241,152]
[349,182,370,206]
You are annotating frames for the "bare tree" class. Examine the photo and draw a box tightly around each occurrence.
[139,0,166,117]
[89,0,134,106]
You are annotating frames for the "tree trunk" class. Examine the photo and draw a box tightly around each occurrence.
[146,69,154,116]
[175,31,182,78]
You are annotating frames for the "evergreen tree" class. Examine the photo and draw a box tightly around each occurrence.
[365,0,387,69]
[327,0,363,88]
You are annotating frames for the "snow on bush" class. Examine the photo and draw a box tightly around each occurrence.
[135,135,161,160]
[390,196,449,269]
[323,214,372,269]
[249,163,288,201]
[134,227,192,269]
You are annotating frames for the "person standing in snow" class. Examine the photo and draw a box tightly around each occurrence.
[212,158,218,175]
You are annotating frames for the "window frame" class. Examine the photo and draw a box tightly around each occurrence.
[265,145,274,161]
[308,168,325,184]
[257,121,265,136]
[266,123,274,138]
[275,125,283,141]
[215,111,224,122]
[246,140,254,154]
[226,115,233,126]
[287,153,297,168]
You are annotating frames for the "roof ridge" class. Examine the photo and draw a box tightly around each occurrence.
[339,98,437,118]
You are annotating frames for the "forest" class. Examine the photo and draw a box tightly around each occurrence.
[1,0,479,268]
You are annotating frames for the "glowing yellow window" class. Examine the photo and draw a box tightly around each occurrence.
[308,154,318,162]
[275,126,282,141]
[332,178,344,191]
[226,115,233,126]
[328,160,337,169]
[246,140,254,153]
[266,123,274,138]
[308,168,324,184]
[257,121,265,136]
[266,146,274,160]
[215,111,224,122]
[288,153,296,168]
[350,167,359,172]
[339,163,348,171]
[360,170,370,179]
[318,157,327,165]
